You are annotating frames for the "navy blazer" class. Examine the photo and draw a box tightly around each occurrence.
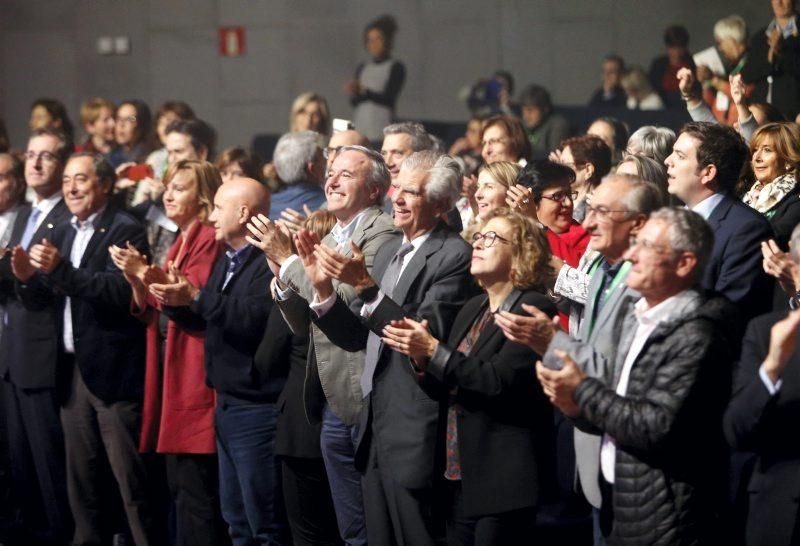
[170,246,276,402]
[19,206,148,402]
[702,194,774,325]
[725,311,800,545]
[0,199,72,389]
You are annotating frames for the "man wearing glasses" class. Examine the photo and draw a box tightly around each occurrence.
[538,208,734,543]
[0,128,73,544]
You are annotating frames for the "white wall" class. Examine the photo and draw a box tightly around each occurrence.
[0,0,771,150]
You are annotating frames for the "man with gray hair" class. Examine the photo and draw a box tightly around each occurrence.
[269,130,327,220]
[248,144,396,544]
[381,121,433,181]
[537,207,735,543]
[301,150,478,545]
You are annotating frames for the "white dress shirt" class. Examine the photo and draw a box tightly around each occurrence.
[599,290,693,483]
[690,193,725,221]
[63,208,104,354]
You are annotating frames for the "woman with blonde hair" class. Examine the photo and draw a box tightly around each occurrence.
[745,122,800,248]
[290,92,331,137]
[109,159,227,545]
[383,209,557,544]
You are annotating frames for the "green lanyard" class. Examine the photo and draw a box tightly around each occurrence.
[587,260,632,336]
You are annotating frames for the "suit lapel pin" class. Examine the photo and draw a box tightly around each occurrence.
[99,228,106,233]
[47,223,53,229]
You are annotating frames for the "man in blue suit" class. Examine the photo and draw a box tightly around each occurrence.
[664,121,774,324]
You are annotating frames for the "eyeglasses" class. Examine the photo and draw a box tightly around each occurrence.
[481,137,507,147]
[585,204,631,222]
[115,115,137,125]
[323,146,342,160]
[628,235,671,254]
[24,151,58,164]
[540,190,578,203]
[472,230,511,248]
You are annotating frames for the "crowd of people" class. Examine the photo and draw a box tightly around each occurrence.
[2,3,800,546]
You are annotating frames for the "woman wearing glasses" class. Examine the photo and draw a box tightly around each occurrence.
[382,209,557,545]
[557,134,612,222]
[480,115,532,166]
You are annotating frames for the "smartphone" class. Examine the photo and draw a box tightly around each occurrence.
[332,118,354,133]
[124,164,154,182]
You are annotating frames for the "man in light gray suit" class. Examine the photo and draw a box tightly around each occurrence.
[248,145,396,545]
[496,174,662,542]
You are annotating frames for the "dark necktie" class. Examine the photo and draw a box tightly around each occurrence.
[361,242,415,397]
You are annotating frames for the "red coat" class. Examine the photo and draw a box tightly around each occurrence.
[547,222,590,331]
[138,222,223,453]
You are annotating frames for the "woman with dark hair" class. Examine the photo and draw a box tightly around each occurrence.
[518,84,571,160]
[214,146,265,184]
[558,135,612,222]
[147,101,197,180]
[109,160,227,546]
[587,116,628,164]
[346,14,406,141]
[480,115,531,166]
[382,209,557,545]
[108,99,155,167]
[29,98,75,143]
[648,24,695,106]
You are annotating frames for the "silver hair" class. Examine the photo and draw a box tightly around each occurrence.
[336,144,391,203]
[602,173,664,216]
[383,122,434,151]
[627,126,676,166]
[649,207,714,283]
[617,153,670,203]
[713,15,747,45]
[400,150,462,210]
[273,131,321,185]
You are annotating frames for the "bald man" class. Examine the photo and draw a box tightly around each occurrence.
[325,129,370,170]
[152,177,288,543]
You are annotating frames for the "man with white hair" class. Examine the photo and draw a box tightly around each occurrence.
[269,130,327,220]
[303,151,478,545]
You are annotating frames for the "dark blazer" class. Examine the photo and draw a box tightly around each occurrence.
[170,246,276,402]
[724,311,800,546]
[765,183,800,250]
[314,222,480,489]
[703,194,774,325]
[427,289,557,517]
[0,200,71,389]
[19,206,148,402]
[256,304,318,458]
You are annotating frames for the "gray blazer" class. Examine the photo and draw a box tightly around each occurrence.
[546,263,639,508]
[276,206,396,425]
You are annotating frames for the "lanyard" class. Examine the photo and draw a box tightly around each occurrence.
[587,260,632,337]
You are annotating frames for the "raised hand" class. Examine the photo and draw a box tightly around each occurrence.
[109,242,148,283]
[505,184,536,217]
[763,310,800,384]
[382,318,437,363]
[245,213,294,265]
[762,239,799,296]
[10,246,36,282]
[295,229,334,299]
[148,264,199,307]
[494,303,560,355]
[313,241,375,293]
[729,74,746,106]
[278,206,311,236]
[28,239,61,274]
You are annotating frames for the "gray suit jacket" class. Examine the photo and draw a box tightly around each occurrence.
[276,206,396,425]
[547,262,639,508]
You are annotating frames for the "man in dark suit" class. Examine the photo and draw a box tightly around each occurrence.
[725,224,800,545]
[11,152,154,545]
[149,177,286,544]
[0,128,73,544]
[664,121,774,325]
[298,151,478,545]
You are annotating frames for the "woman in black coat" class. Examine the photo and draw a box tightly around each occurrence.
[382,208,557,545]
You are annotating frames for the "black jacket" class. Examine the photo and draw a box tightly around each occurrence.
[427,289,557,517]
[170,246,276,402]
[725,311,800,545]
[19,206,149,402]
[574,292,736,544]
[742,28,800,120]
[0,200,71,389]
